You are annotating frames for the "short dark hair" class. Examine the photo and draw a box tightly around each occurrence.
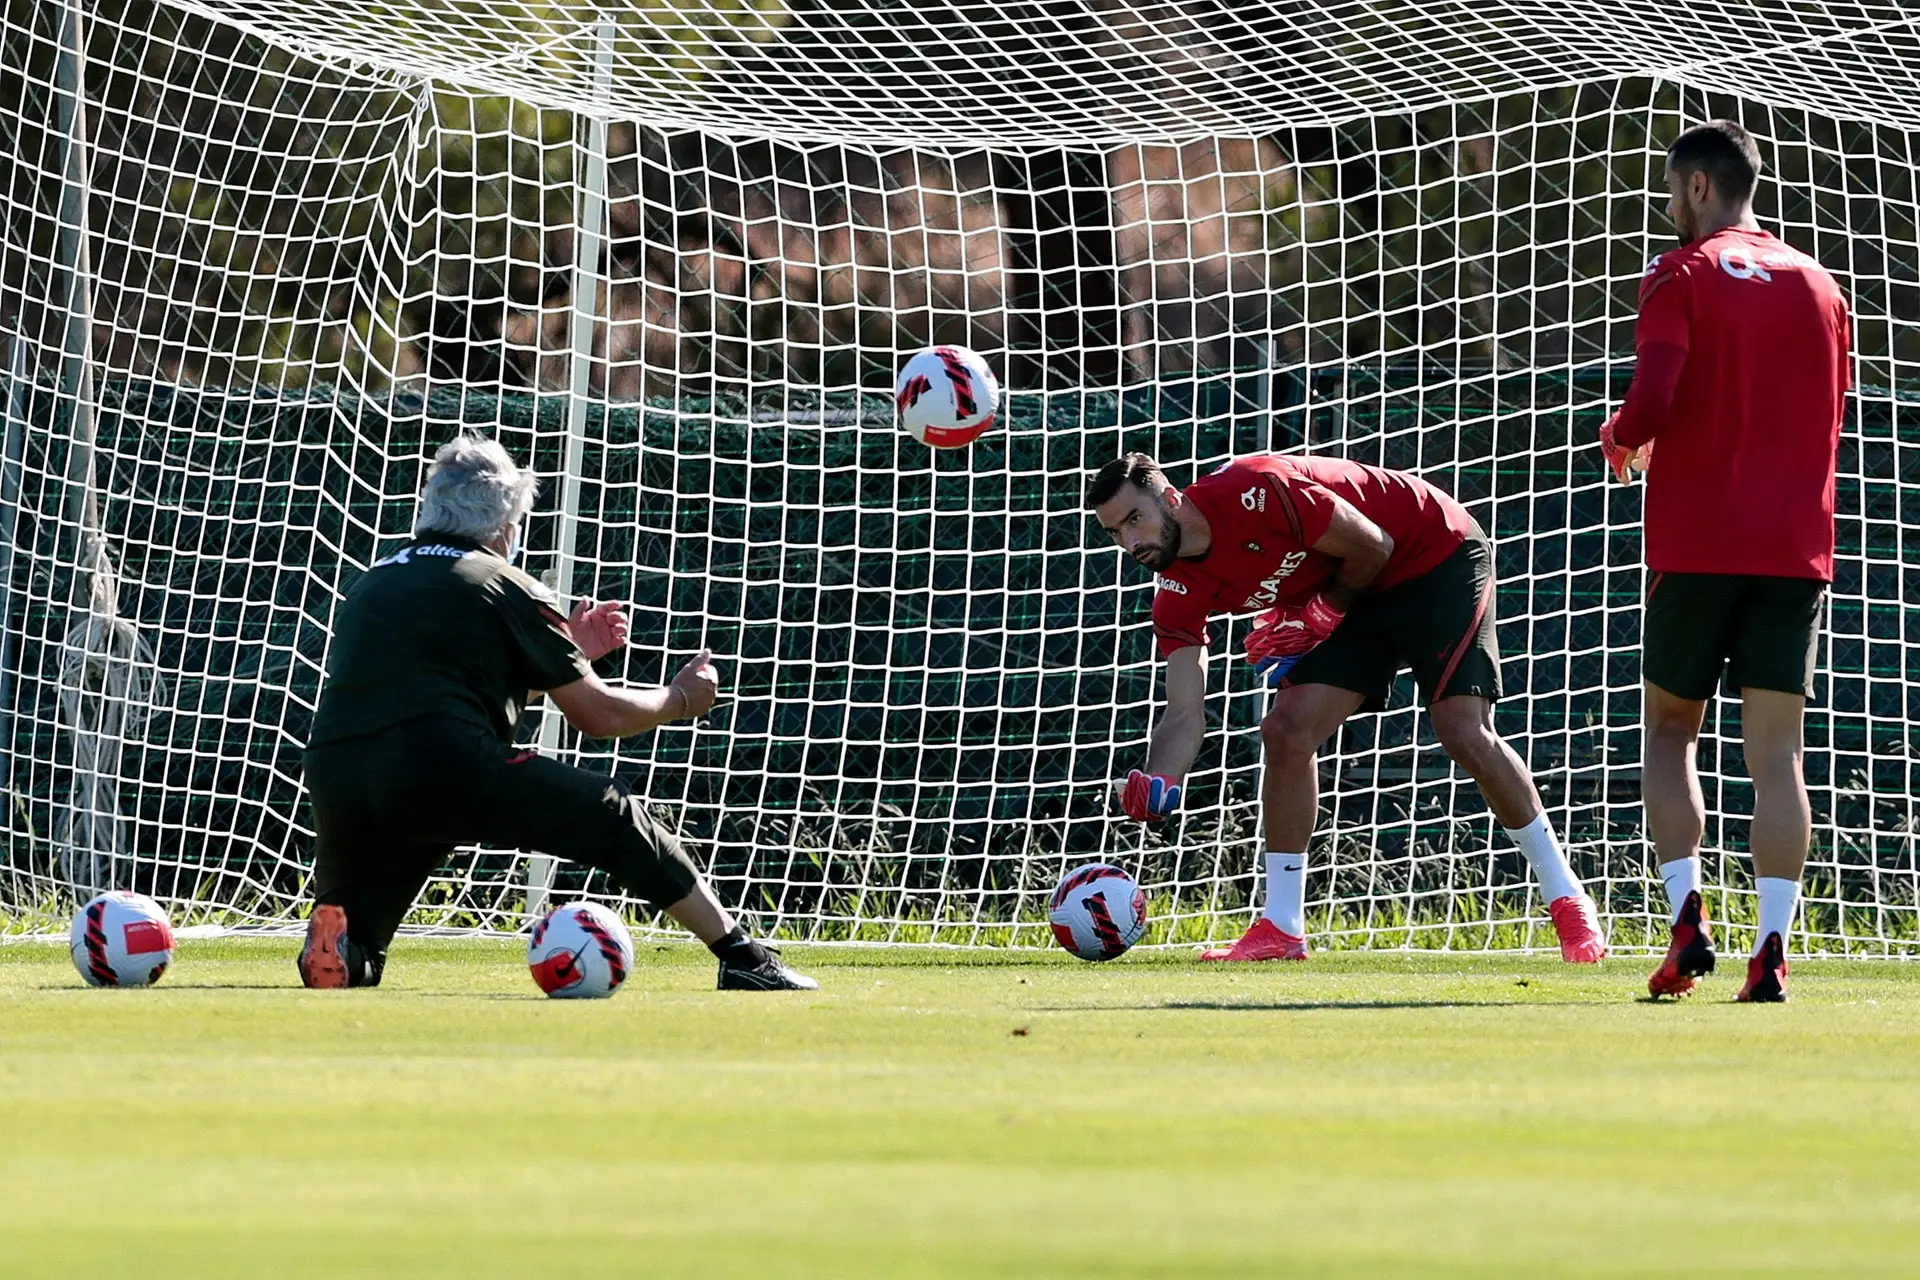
[1668,120,1763,207]
[1086,453,1166,509]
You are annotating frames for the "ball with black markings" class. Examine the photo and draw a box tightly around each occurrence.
[895,345,999,448]
[70,891,175,987]
[527,902,635,999]
[1048,864,1147,962]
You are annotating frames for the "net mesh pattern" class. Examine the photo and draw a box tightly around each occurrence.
[1,0,1915,951]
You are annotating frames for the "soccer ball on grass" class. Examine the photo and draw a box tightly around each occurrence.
[70,890,175,987]
[527,901,635,999]
[1048,863,1148,961]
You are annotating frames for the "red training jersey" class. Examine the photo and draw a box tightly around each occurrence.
[1616,227,1850,580]
[1150,455,1478,657]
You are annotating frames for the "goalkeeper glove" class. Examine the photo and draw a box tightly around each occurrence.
[1246,594,1345,687]
[1118,769,1182,822]
[1598,415,1651,485]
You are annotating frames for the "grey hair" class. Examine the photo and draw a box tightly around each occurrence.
[413,434,538,543]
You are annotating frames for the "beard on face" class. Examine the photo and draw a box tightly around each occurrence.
[1667,173,1695,245]
[1132,500,1183,571]
[1670,187,1699,245]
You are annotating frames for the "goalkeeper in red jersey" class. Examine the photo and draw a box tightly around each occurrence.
[1600,121,1851,1003]
[1088,451,1606,963]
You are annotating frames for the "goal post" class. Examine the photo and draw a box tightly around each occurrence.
[0,1,1914,952]
[527,10,616,923]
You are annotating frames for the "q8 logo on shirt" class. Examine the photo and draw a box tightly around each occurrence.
[1718,247,1773,282]
[1718,245,1815,284]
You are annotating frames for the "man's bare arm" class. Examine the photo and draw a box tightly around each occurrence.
[547,649,718,739]
[1144,645,1207,778]
[1310,497,1396,611]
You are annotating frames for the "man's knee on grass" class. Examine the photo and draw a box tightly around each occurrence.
[301,903,389,989]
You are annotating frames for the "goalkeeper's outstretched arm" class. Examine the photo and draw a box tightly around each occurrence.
[1118,646,1206,821]
[1146,646,1207,778]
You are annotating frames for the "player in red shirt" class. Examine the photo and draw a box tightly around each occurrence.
[1600,120,1850,1002]
[1087,451,1606,963]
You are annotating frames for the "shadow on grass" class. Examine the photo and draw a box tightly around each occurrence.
[26,990,299,997]
[170,987,554,999]
[1029,998,1619,1012]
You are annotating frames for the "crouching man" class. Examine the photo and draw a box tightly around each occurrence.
[299,434,814,992]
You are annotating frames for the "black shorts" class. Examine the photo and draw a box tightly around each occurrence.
[1643,571,1825,701]
[1281,532,1501,713]
[302,717,699,957]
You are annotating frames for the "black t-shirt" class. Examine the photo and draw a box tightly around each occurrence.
[308,533,592,746]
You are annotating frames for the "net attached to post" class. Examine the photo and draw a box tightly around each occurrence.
[1,0,1915,951]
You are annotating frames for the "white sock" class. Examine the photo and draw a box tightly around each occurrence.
[1262,852,1307,938]
[1659,857,1702,925]
[1755,877,1799,956]
[1504,813,1583,904]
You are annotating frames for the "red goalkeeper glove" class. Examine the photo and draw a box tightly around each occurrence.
[1598,414,1651,485]
[1118,769,1182,822]
[1246,594,1346,687]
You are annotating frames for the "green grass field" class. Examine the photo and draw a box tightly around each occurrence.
[4,940,1919,1278]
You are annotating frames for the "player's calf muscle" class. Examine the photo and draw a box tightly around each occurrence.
[1460,745,1543,830]
[1259,751,1319,852]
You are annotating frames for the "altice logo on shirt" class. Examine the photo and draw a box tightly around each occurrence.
[372,544,474,568]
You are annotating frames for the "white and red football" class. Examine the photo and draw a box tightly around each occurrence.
[895,345,999,448]
[1048,863,1148,961]
[527,901,635,999]
[69,891,175,987]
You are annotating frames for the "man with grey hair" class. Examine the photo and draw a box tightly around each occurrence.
[299,434,815,991]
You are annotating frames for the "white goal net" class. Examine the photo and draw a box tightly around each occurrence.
[1,0,1915,951]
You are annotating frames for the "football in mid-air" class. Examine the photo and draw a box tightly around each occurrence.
[70,890,175,987]
[895,345,999,448]
[1048,863,1148,961]
[527,901,635,999]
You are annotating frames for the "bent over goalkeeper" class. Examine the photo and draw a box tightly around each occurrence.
[1088,452,1605,963]
[298,435,815,992]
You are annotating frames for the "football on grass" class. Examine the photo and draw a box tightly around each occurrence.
[1048,863,1148,961]
[70,890,175,987]
[895,345,999,448]
[528,902,635,999]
